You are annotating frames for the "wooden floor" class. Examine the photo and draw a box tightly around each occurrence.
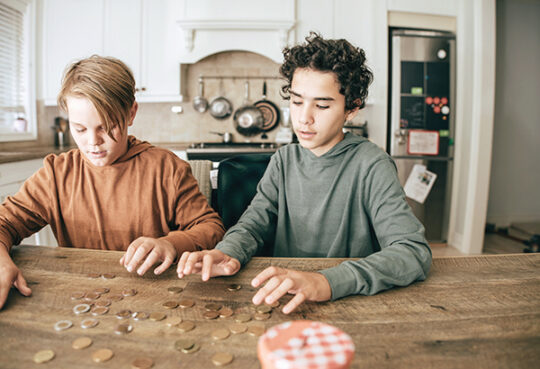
[431,232,530,257]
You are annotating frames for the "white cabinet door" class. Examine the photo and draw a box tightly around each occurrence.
[42,0,104,105]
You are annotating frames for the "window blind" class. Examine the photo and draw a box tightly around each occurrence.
[0,0,27,134]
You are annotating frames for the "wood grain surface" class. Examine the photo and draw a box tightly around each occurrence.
[0,246,539,368]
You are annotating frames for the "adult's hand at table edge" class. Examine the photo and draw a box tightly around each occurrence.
[0,248,32,309]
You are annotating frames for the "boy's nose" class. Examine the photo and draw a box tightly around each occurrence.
[299,106,314,125]
[88,131,104,146]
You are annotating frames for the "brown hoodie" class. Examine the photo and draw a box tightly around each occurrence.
[0,136,225,254]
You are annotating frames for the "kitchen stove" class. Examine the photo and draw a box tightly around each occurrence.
[186,142,280,161]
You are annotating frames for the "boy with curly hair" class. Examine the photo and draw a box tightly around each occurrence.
[176,33,432,313]
[0,56,225,309]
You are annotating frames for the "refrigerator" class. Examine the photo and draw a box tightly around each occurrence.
[388,28,456,243]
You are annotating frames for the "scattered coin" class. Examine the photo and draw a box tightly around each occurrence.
[227,284,242,291]
[84,291,100,301]
[114,323,133,335]
[108,293,124,302]
[229,323,248,334]
[54,320,73,331]
[81,318,99,329]
[70,291,85,300]
[255,305,272,314]
[269,300,280,308]
[177,321,195,333]
[133,311,150,321]
[132,357,154,369]
[166,317,183,327]
[218,307,234,318]
[122,288,137,297]
[94,299,111,307]
[253,312,271,321]
[149,312,166,321]
[247,324,266,337]
[203,311,220,320]
[179,299,195,308]
[92,348,114,363]
[162,301,179,309]
[116,309,132,319]
[181,343,200,354]
[211,328,230,340]
[33,349,55,364]
[73,303,91,315]
[91,306,109,316]
[174,339,194,352]
[72,337,93,350]
[101,273,116,280]
[205,303,222,311]
[211,352,234,366]
[87,273,101,279]
[167,287,183,294]
[234,313,251,323]
[93,287,110,295]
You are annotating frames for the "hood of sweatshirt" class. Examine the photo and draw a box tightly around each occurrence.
[299,132,368,165]
[115,135,153,163]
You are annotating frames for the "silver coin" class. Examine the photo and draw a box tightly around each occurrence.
[54,320,73,331]
[73,303,91,315]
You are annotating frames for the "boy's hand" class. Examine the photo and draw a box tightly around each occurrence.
[177,249,241,281]
[120,237,176,276]
[251,267,332,314]
[0,254,32,309]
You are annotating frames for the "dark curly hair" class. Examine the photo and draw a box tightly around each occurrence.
[280,32,373,110]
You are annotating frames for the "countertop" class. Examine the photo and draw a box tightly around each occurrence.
[1,245,539,368]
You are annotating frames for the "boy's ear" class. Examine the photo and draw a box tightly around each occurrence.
[128,102,138,127]
[345,99,362,121]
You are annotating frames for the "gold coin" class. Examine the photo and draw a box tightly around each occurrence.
[91,306,109,316]
[269,300,280,308]
[33,349,55,364]
[205,303,222,311]
[149,312,166,321]
[132,357,154,369]
[212,352,234,366]
[133,311,150,321]
[177,321,195,333]
[174,339,194,352]
[234,313,251,323]
[81,318,99,329]
[181,343,200,354]
[211,328,230,340]
[166,317,183,327]
[255,305,272,314]
[253,312,271,321]
[70,291,85,300]
[167,286,183,294]
[93,287,110,295]
[116,309,132,319]
[72,337,93,350]
[178,299,195,308]
[227,284,241,291]
[84,291,100,301]
[203,310,219,320]
[87,273,101,279]
[247,324,265,337]
[162,301,179,309]
[229,323,248,334]
[218,307,234,318]
[122,288,137,297]
[108,293,124,302]
[92,348,114,363]
[114,323,133,335]
[101,273,116,280]
[94,299,111,307]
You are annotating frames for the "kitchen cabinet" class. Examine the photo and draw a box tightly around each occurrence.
[42,0,183,105]
[0,159,57,246]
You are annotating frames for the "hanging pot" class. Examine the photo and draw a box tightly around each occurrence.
[233,81,264,137]
[209,78,233,120]
[254,81,280,132]
[192,77,208,113]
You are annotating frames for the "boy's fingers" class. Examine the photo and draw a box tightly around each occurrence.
[154,255,174,275]
[252,277,282,305]
[127,244,151,272]
[282,292,306,314]
[265,278,294,305]
[0,286,9,310]
[123,238,144,267]
[136,251,159,276]
[176,252,191,277]
[13,273,32,296]
[184,253,203,275]
[201,253,214,281]
[252,266,283,288]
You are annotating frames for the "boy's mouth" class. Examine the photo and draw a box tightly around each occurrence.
[297,130,316,139]
[88,150,107,158]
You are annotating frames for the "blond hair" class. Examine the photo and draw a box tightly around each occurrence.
[57,55,136,137]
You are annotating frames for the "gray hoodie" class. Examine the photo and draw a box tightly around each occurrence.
[217,133,432,300]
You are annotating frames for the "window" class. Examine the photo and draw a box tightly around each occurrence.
[0,0,36,142]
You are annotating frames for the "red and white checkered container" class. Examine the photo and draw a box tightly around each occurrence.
[257,320,355,369]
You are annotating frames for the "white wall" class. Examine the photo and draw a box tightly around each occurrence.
[487,0,540,227]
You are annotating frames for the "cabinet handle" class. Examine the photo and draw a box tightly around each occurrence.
[141,87,146,91]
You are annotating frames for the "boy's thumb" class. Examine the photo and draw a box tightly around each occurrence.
[14,274,32,296]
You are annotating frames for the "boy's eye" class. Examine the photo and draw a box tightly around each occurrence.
[292,100,302,105]
[75,128,85,133]
[317,105,330,109]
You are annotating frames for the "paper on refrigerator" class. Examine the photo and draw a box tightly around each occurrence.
[403,164,437,204]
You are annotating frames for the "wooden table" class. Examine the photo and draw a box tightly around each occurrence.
[1,246,539,368]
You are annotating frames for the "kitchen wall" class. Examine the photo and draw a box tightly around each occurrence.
[487,0,540,227]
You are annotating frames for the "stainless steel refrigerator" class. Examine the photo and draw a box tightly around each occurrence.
[388,29,456,243]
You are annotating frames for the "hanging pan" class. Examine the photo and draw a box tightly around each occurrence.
[209,78,233,120]
[233,81,264,137]
[254,81,280,131]
[192,77,208,113]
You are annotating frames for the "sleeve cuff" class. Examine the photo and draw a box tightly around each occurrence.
[319,264,364,301]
